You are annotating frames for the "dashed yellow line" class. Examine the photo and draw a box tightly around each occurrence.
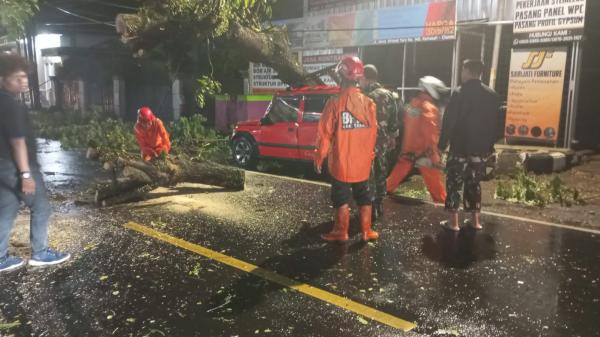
[124,221,417,332]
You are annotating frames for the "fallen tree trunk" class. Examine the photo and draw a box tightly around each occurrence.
[94,179,151,204]
[97,184,154,207]
[94,157,245,206]
[175,160,246,190]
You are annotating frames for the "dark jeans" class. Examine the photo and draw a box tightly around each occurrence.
[0,160,51,257]
[444,155,485,213]
[331,178,372,208]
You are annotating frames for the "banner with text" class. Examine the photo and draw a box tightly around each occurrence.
[249,63,287,94]
[278,0,455,50]
[513,0,586,45]
[506,47,568,144]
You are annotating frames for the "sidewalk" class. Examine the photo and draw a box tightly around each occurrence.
[394,154,600,231]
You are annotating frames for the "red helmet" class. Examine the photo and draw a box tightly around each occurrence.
[138,106,155,122]
[335,55,364,81]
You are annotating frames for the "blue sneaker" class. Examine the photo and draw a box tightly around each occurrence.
[29,248,71,267]
[0,255,25,272]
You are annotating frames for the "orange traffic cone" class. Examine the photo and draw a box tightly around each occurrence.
[321,207,350,242]
[360,206,379,241]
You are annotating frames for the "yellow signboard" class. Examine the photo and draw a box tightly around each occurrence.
[506,47,568,144]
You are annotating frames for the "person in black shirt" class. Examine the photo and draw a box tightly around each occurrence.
[439,59,501,232]
[0,54,70,272]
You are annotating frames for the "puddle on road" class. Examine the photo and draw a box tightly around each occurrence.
[37,139,107,187]
[421,229,497,269]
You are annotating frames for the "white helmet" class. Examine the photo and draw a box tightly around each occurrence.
[419,76,448,100]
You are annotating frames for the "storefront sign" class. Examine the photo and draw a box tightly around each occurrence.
[506,47,568,144]
[513,0,586,45]
[280,0,456,50]
[376,1,456,44]
[249,63,287,94]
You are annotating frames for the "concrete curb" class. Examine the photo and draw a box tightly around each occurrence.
[495,149,594,174]
[524,152,567,174]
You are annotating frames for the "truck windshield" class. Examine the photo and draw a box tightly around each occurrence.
[265,96,300,123]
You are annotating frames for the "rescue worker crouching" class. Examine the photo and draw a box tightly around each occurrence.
[314,55,379,242]
[134,106,172,161]
[386,76,448,203]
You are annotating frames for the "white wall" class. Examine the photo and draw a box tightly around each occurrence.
[35,34,62,108]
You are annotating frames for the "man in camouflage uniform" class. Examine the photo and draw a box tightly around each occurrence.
[439,60,501,232]
[360,64,402,222]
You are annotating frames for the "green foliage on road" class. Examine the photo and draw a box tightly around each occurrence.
[495,171,583,207]
[0,320,21,331]
[34,110,137,161]
[168,114,230,163]
[33,110,230,164]
[0,0,38,37]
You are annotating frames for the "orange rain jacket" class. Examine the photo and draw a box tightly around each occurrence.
[134,118,171,161]
[315,86,377,183]
[401,92,441,163]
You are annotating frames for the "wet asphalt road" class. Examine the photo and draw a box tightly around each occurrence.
[1,143,599,337]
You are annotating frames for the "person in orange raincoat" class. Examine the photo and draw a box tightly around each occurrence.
[386,76,448,203]
[134,106,171,161]
[314,56,379,242]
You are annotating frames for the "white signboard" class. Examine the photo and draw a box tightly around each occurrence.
[249,63,287,93]
[513,0,586,45]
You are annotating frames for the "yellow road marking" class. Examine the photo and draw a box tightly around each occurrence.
[124,221,417,332]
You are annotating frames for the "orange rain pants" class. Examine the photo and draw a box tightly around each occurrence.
[386,157,446,203]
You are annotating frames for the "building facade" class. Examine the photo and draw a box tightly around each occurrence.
[258,0,597,149]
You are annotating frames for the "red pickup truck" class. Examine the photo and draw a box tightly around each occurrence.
[231,86,340,169]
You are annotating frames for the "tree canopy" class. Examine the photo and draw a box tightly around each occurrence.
[116,0,313,88]
[0,0,39,37]
[1,0,315,101]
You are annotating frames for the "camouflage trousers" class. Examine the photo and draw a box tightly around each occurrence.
[444,155,486,212]
[369,145,391,203]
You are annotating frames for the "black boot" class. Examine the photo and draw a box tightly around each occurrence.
[376,201,384,219]
[371,200,384,223]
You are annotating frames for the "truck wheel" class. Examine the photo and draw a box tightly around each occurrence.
[232,135,258,169]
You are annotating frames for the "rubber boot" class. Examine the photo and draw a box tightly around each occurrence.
[360,206,379,241]
[321,207,350,242]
